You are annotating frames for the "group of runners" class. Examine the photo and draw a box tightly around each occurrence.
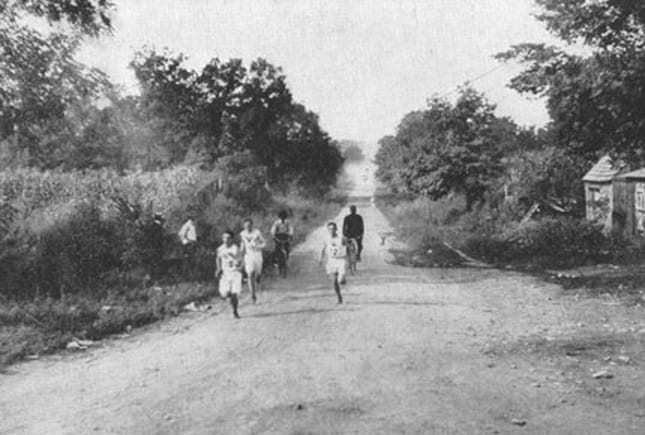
[216,205,365,318]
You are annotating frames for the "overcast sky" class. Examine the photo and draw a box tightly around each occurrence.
[79,0,558,149]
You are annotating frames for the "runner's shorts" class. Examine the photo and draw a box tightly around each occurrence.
[244,252,263,275]
[326,258,346,279]
[219,271,242,297]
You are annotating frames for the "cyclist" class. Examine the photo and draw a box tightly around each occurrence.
[270,210,294,275]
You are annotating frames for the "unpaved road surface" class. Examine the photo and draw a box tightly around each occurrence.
[2,203,645,433]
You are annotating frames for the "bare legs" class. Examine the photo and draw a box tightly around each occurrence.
[332,273,343,304]
[247,271,260,303]
[230,294,240,318]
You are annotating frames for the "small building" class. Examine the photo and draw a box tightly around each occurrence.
[583,156,645,239]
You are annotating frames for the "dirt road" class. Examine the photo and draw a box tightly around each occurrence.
[1,201,644,434]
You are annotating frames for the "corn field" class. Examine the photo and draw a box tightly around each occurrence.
[0,166,218,239]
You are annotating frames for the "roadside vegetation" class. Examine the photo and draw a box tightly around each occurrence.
[0,2,346,365]
[376,1,645,276]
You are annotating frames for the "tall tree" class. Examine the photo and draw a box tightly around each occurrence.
[129,49,343,193]
[375,87,516,210]
[1,0,114,36]
[496,0,645,166]
[0,0,114,167]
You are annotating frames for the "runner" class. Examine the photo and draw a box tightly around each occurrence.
[319,222,347,304]
[270,210,294,276]
[216,230,243,319]
[240,218,266,303]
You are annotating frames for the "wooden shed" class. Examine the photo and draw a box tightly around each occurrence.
[613,169,645,238]
[582,155,618,232]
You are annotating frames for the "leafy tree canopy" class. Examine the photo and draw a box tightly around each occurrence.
[0,0,113,167]
[496,0,645,165]
[129,49,342,193]
[376,86,523,210]
[1,0,114,35]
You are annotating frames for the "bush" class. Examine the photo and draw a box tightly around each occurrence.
[378,195,635,270]
[464,217,621,269]
[33,202,122,297]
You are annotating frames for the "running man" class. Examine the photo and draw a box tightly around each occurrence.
[240,218,266,303]
[320,222,347,304]
[216,230,243,319]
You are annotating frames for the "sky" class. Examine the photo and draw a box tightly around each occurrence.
[78,0,558,153]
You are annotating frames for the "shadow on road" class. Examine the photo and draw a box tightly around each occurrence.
[244,307,357,319]
[347,300,447,308]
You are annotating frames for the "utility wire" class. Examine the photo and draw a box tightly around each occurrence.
[434,63,507,100]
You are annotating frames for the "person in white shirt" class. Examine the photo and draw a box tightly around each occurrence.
[178,214,197,278]
[178,215,197,245]
[319,222,347,304]
[240,218,266,303]
[216,230,243,319]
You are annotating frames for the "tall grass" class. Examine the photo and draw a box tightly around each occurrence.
[0,166,215,233]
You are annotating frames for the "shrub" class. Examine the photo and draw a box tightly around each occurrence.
[33,202,122,297]
[378,195,635,270]
[464,217,620,269]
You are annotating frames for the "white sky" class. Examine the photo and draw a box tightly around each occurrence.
[78,0,558,150]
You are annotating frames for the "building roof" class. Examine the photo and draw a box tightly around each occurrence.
[617,168,645,180]
[583,155,618,183]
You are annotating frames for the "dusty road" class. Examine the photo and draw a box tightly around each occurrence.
[2,200,645,433]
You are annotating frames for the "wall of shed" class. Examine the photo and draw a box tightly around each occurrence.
[612,179,632,237]
[584,182,613,231]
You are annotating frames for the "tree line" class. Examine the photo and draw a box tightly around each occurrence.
[376,0,645,213]
[0,0,343,195]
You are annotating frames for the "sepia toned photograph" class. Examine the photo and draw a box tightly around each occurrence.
[1,0,644,433]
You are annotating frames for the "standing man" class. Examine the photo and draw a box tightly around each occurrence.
[178,213,197,278]
[320,222,347,304]
[240,218,266,303]
[216,230,243,319]
[148,213,165,281]
[342,205,364,261]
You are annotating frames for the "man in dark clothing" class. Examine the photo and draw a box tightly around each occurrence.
[146,213,165,281]
[342,205,364,261]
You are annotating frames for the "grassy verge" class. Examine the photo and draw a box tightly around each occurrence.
[376,194,645,298]
[0,193,345,366]
[0,282,218,365]
[376,194,468,267]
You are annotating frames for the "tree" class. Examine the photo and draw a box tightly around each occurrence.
[0,0,114,167]
[337,140,365,162]
[2,0,114,36]
[375,87,516,210]
[496,0,645,166]
[129,49,343,193]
